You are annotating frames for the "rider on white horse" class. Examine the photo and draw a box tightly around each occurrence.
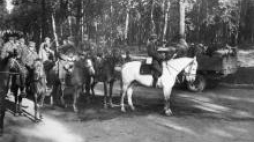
[147,33,165,87]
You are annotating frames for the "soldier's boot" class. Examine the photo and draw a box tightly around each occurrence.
[152,74,159,88]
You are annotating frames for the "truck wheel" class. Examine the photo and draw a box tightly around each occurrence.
[187,75,206,92]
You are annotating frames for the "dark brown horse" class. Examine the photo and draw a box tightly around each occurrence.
[29,59,47,120]
[90,49,123,108]
[0,55,17,134]
[48,56,95,112]
[10,60,28,116]
[11,59,47,120]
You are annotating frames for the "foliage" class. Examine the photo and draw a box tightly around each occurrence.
[0,0,253,50]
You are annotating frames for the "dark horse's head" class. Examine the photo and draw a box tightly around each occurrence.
[107,49,123,67]
[2,51,19,71]
[83,58,95,76]
[31,59,45,82]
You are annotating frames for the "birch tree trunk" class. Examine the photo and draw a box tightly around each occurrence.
[67,1,73,37]
[110,0,113,48]
[151,0,156,34]
[163,0,170,47]
[52,14,60,49]
[179,0,188,47]
[81,0,84,43]
[124,0,131,45]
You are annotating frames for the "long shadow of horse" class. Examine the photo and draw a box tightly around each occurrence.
[64,87,254,122]
[5,95,41,122]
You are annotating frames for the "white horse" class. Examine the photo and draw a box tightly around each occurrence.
[120,57,198,115]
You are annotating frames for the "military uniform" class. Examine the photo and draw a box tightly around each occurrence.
[0,40,17,60]
[58,37,76,61]
[147,34,165,87]
[25,43,39,68]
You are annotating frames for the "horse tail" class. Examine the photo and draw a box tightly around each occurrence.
[119,67,123,93]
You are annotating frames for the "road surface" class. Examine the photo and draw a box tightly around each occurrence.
[1,82,254,142]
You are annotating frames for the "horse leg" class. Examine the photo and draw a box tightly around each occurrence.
[120,84,129,112]
[163,87,173,116]
[85,79,92,103]
[109,81,114,108]
[38,93,46,119]
[73,87,81,112]
[34,93,39,120]
[51,83,59,106]
[103,82,108,109]
[18,89,24,116]
[60,83,67,108]
[126,84,135,111]
[90,81,97,97]
[14,89,18,116]
[0,91,6,135]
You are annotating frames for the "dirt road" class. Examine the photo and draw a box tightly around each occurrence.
[1,82,254,142]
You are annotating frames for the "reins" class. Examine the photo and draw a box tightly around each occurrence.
[165,59,196,76]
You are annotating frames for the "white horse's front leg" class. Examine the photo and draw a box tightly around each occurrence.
[120,85,128,112]
[163,87,173,116]
[127,85,135,111]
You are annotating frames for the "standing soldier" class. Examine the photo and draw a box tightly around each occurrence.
[147,33,165,87]
[39,37,54,62]
[39,37,55,72]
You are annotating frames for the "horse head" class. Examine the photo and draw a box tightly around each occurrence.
[111,48,124,66]
[32,59,45,81]
[183,56,198,83]
[84,58,95,76]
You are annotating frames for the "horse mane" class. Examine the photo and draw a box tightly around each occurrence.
[165,57,194,70]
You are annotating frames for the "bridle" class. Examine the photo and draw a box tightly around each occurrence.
[165,58,197,77]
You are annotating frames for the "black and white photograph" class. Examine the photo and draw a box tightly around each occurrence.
[0,0,253,142]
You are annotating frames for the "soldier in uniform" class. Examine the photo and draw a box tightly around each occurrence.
[0,36,17,60]
[24,41,39,87]
[58,36,76,61]
[147,33,165,87]
[39,37,55,72]
[39,37,54,62]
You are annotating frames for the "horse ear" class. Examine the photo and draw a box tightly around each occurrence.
[193,56,197,61]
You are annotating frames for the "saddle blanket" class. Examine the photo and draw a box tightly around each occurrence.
[140,60,153,75]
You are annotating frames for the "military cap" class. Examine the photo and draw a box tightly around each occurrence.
[29,41,36,47]
[149,33,157,40]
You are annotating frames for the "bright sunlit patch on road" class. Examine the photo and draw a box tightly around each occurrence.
[209,127,233,138]
[5,0,14,14]
[147,115,197,136]
[194,103,231,113]
[20,116,84,142]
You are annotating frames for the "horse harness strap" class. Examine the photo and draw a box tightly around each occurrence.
[0,71,20,75]
[165,60,195,76]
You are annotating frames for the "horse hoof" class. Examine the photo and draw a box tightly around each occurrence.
[104,104,108,109]
[165,109,172,116]
[121,108,126,113]
[0,129,3,136]
[130,106,136,111]
[73,108,78,113]
[39,115,43,120]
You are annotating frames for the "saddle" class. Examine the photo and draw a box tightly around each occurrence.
[140,58,153,75]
